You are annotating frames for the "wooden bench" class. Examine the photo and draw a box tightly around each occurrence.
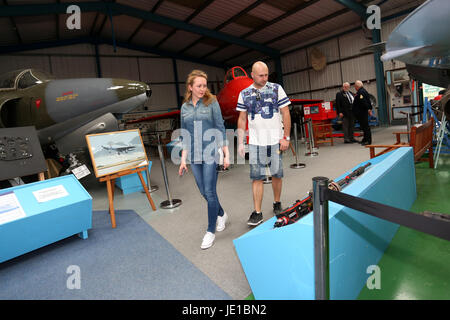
[365,117,434,168]
[312,121,334,146]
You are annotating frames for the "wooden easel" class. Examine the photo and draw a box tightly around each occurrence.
[99,166,156,228]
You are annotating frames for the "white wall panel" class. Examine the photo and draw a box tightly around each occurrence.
[289,92,312,100]
[0,55,51,74]
[100,56,140,80]
[341,55,375,83]
[284,71,310,95]
[381,16,407,71]
[282,49,308,73]
[145,84,178,110]
[176,60,225,84]
[50,56,97,78]
[306,38,340,65]
[310,89,338,103]
[25,44,95,55]
[309,62,341,91]
[138,58,174,83]
[338,30,372,59]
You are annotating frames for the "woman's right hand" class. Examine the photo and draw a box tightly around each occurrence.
[179,162,188,176]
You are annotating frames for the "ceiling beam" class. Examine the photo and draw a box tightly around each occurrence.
[201,0,320,60]
[0,36,229,69]
[154,0,216,49]
[0,1,279,57]
[221,0,373,63]
[333,0,367,18]
[127,0,165,43]
[177,0,267,55]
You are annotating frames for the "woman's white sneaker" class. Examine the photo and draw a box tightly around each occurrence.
[201,232,215,249]
[216,212,228,232]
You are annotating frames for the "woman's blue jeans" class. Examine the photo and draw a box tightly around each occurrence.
[190,162,224,233]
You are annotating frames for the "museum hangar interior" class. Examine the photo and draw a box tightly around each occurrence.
[0,0,449,302]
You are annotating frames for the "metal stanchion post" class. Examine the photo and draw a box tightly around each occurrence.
[300,117,306,142]
[141,167,159,194]
[263,164,272,184]
[157,134,182,209]
[305,118,318,157]
[312,176,330,300]
[290,122,306,169]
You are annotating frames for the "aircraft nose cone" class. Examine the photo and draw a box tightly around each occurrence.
[111,79,151,100]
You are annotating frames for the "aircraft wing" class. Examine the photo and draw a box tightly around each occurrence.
[381,45,428,62]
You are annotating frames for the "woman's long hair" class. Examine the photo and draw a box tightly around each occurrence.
[183,69,216,106]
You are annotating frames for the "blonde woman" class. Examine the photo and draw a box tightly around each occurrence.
[178,70,230,249]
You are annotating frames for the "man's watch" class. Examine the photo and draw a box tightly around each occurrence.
[283,136,290,141]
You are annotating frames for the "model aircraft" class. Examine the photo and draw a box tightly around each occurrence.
[0,69,151,154]
[380,0,450,119]
[102,144,136,155]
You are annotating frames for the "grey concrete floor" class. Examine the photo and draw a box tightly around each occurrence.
[82,125,406,300]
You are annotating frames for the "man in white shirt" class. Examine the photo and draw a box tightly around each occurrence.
[237,61,291,226]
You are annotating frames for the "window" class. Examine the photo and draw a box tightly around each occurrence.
[17,71,40,89]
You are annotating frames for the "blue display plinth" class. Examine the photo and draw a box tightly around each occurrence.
[234,147,416,300]
[115,163,151,195]
[0,175,92,263]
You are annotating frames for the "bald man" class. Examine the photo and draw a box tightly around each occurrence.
[353,80,373,145]
[237,61,291,226]
[335,82,357,143]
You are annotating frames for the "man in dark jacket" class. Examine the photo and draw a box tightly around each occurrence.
[353,80,373,145]
[335,82,357,143]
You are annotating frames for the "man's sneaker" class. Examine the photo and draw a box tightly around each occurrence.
[273,202,282,215]
[247,211,263,226]
[216,212,228,232]
[201,232,215,250]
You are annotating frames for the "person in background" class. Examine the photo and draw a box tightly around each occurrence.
[353,80,373,145]
[178,70,230,250]
[335,82,358,143]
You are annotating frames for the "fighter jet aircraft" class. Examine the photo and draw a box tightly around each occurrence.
[102,144,136,155]
[0,68,151,154]
[380,0,450,119]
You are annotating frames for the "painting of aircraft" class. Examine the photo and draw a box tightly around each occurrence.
[102,144,136,155]
[0,68,151,154]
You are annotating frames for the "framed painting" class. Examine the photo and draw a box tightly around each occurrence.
[85,129,148,178]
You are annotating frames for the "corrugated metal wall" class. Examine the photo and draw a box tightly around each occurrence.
[0,12,409,113]
[0,43,225,111]
[279,13,409,115]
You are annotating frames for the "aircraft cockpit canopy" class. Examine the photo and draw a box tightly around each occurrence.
[224,66,249,84]
[0,69,53,90]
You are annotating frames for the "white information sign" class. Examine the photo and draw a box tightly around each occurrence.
[71,165,90,180]
[32,185,69,203]
[0,191,26,225]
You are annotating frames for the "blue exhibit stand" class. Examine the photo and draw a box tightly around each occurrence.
[0,175,92,263]
[234,147,416,300]
[115,162,151,195]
